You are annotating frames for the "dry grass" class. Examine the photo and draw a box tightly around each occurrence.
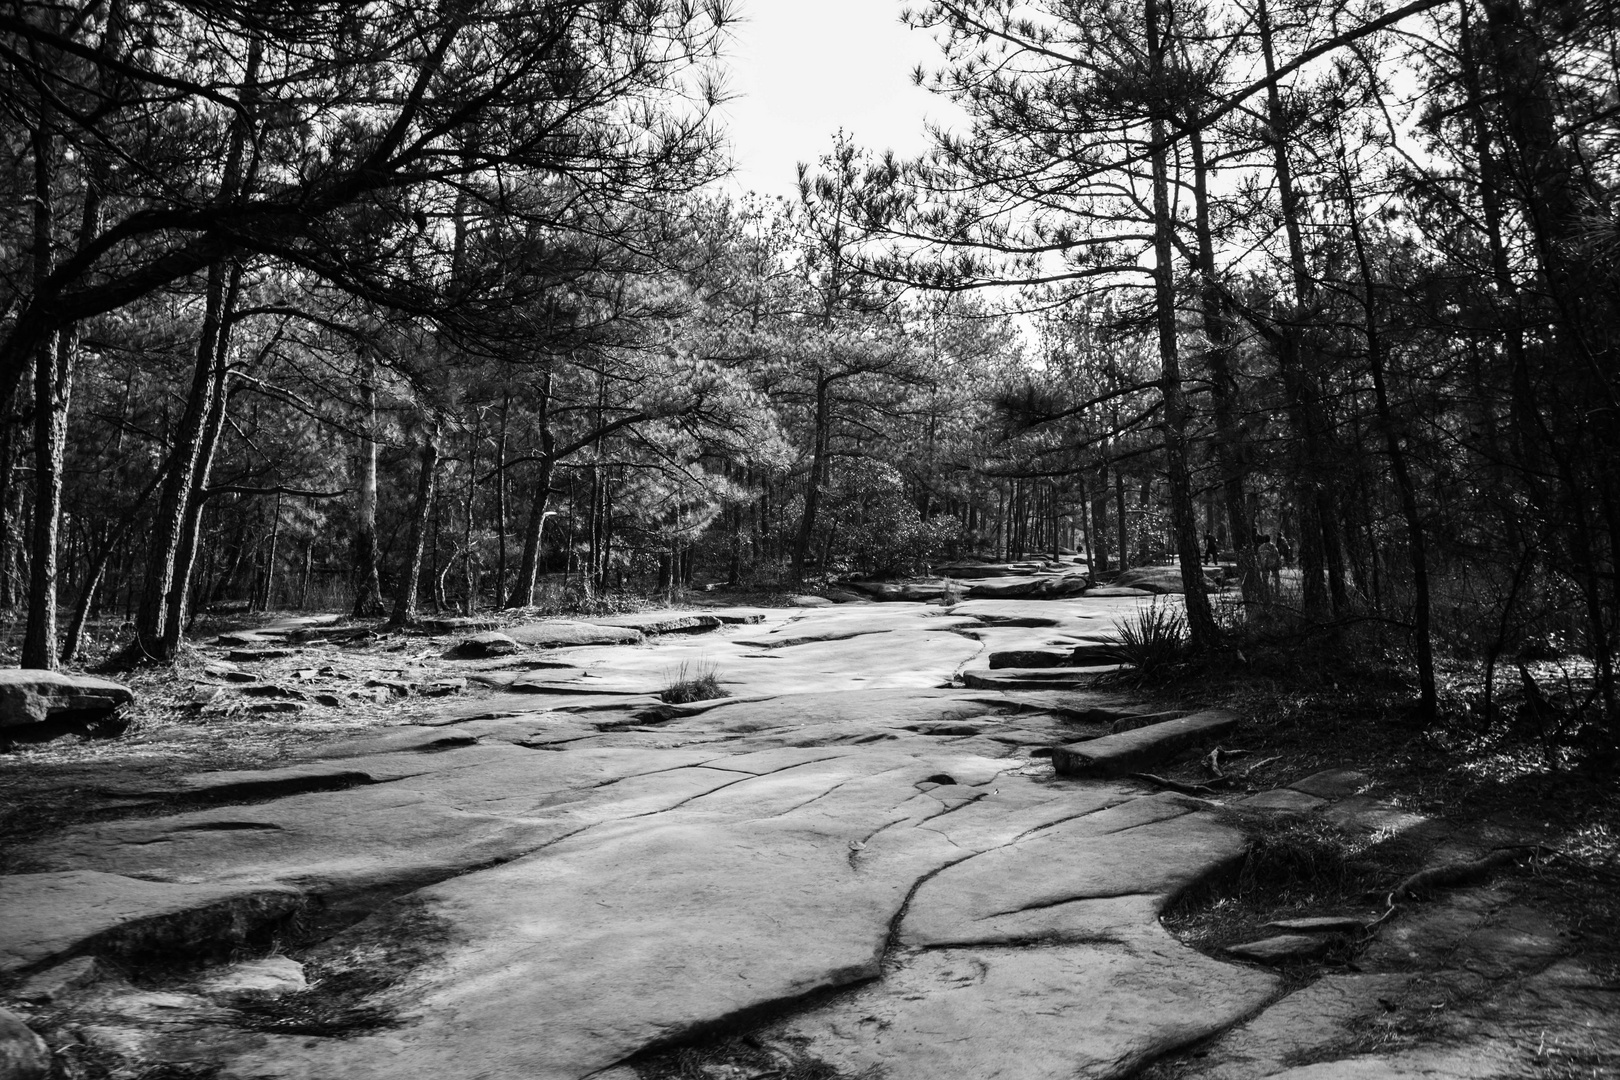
[660,661,728,705]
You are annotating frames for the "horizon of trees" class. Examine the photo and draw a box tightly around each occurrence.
[1,0,1615,732]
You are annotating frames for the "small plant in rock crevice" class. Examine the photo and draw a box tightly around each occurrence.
[660,661,729,705]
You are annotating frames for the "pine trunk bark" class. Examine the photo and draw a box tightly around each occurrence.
[510,373,556,607]
[793,371,832,581]
[390,421,440,627]
[351,350,384,616]
[22,109,64,670]
[1190,126,1261,604]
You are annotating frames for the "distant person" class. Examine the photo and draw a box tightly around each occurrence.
[1276,534,1293,568]
[1258,534,1282,592]
[1203,532,1219,565]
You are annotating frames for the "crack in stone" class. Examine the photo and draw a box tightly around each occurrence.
[1008,800,1134,844]
[974,889,1150,921]
[759,776,861,820]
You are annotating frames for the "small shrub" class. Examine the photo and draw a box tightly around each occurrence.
[1107,598,1189,675]
[660,661,728,704]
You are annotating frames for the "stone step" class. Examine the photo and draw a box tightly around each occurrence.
[1051,710,1239,778]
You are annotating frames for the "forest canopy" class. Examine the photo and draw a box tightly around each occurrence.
[1,0,1615,732]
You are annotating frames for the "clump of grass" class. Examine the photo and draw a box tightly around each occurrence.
[1107,598,1189,676]
[659,661,728,705]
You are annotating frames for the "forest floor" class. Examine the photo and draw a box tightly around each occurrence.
[1,576,1618,1078]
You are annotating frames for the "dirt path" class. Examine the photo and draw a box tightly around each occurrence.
[0,596,1612,1079]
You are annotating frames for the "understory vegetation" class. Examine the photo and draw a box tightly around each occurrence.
[0,0,1612,751]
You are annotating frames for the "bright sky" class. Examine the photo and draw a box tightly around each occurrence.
[715,0,965,202]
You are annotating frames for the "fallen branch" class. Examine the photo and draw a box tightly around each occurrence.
[1129,772,1224,795]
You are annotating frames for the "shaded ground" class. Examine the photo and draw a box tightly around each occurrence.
[1,569,1616,1079]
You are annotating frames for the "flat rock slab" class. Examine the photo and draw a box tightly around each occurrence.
[0,669,134,728]
[1084,585,1154,597]
[502,621,645,648]
[771,936,1277,1080]
[899,793,1248,948]
[1184,972,1415,1080]
[12,597,1306,1080]
[961,667,1117,691]
[1052,710,1239,777]
[840,580,951,602]
[696,608,769,624]
[0,871,302,975]
[587,612,723,634]
[1238,789,1327,812]
[946,599,1069,626]
[788,595,835,607]
[737,610,979,649]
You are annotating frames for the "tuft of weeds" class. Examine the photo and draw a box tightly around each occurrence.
[1106,598,1189,677]
[660,661,729,705]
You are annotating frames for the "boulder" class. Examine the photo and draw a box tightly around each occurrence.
[450,632,521,659]
[0,1008,50,1080]
[788,595,834,608]
[0,669,133,729]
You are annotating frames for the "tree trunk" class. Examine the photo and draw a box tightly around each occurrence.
[135,38,257,660]
[510,371,555,607]
[1115,467,1129,573]
[1257,0,1342,621]
[793,371,832,580]
[257,490,282,611]
[0,414,14,611]
[351,349,384,616]
[495,390,510,605]
[1190,124,1261,603]
[22,109,64,669]
[390,420,440,627]
[161,262,241,653]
